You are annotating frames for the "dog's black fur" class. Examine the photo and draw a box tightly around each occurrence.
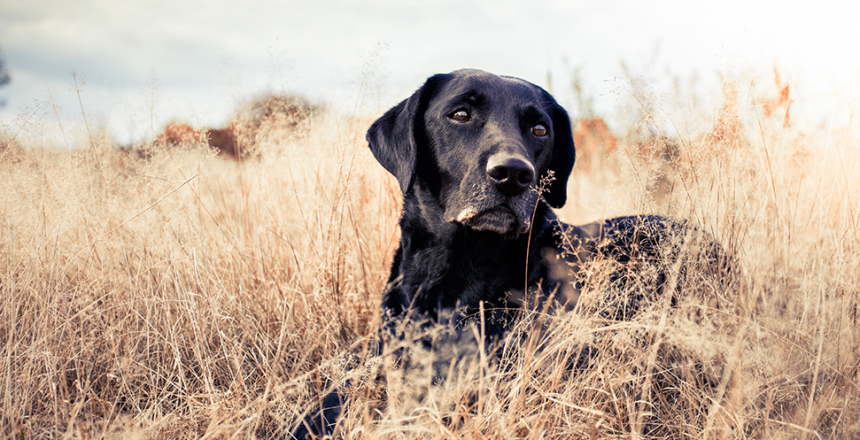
[290,69,709,438]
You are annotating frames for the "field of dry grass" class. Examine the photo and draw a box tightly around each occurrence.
[1,70,859,439]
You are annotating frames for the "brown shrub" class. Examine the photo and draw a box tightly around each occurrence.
[0,133,25,164]
[573,117,617,173]
[128,95,319,162]
[207,94,319,161]
[205,121,259,161]
[153,122,206,147]
[713,81,741,146]
[760,64,793,127]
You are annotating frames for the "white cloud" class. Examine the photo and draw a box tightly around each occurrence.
[1,0,859,144]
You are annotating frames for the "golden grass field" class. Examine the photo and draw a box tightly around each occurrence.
[1,71,859,439]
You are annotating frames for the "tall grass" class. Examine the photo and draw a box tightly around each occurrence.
[1,69,858,439]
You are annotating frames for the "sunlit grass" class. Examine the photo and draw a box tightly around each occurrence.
[1,68,858,439]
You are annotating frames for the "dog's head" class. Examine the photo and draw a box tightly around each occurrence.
[367,69,575,236]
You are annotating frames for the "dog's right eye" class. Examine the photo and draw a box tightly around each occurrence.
[449,109,471,122]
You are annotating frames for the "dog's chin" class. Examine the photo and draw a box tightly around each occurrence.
[458,207,531,236]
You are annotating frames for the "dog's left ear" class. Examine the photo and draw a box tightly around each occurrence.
[542,93,575,208]
[367,73,451,194]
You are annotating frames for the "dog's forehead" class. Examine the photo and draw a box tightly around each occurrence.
[432,70,547,110]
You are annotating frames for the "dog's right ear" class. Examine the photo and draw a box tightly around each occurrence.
[367,73,451,194]
[542,91,576,208]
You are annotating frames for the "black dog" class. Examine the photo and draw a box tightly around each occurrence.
[291,69,713,438]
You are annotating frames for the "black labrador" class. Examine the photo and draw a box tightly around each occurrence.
[291,69,714,438]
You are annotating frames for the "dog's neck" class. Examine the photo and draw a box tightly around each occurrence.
[382,185,561,330]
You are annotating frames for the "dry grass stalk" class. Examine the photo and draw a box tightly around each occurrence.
[0,73,858,439]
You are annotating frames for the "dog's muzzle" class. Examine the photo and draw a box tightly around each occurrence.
[453,194,537,235]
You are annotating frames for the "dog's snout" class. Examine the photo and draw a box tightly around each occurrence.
[486,154,535,191]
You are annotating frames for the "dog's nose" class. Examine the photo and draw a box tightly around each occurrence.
[486,154,535,192]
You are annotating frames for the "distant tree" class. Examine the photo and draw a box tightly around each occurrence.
[0,52,8,86]
[0,49,9,107]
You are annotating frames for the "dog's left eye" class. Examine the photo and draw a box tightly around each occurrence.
[532,124,548,137]
[450,109,471,122]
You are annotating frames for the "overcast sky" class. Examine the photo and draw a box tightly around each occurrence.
[1,0,859,144]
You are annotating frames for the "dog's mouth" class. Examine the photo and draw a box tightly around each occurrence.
[455,205,532,235]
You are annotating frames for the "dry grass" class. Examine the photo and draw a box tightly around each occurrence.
[1,70,859,439]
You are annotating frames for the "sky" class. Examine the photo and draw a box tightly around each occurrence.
[1,0,859,145]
